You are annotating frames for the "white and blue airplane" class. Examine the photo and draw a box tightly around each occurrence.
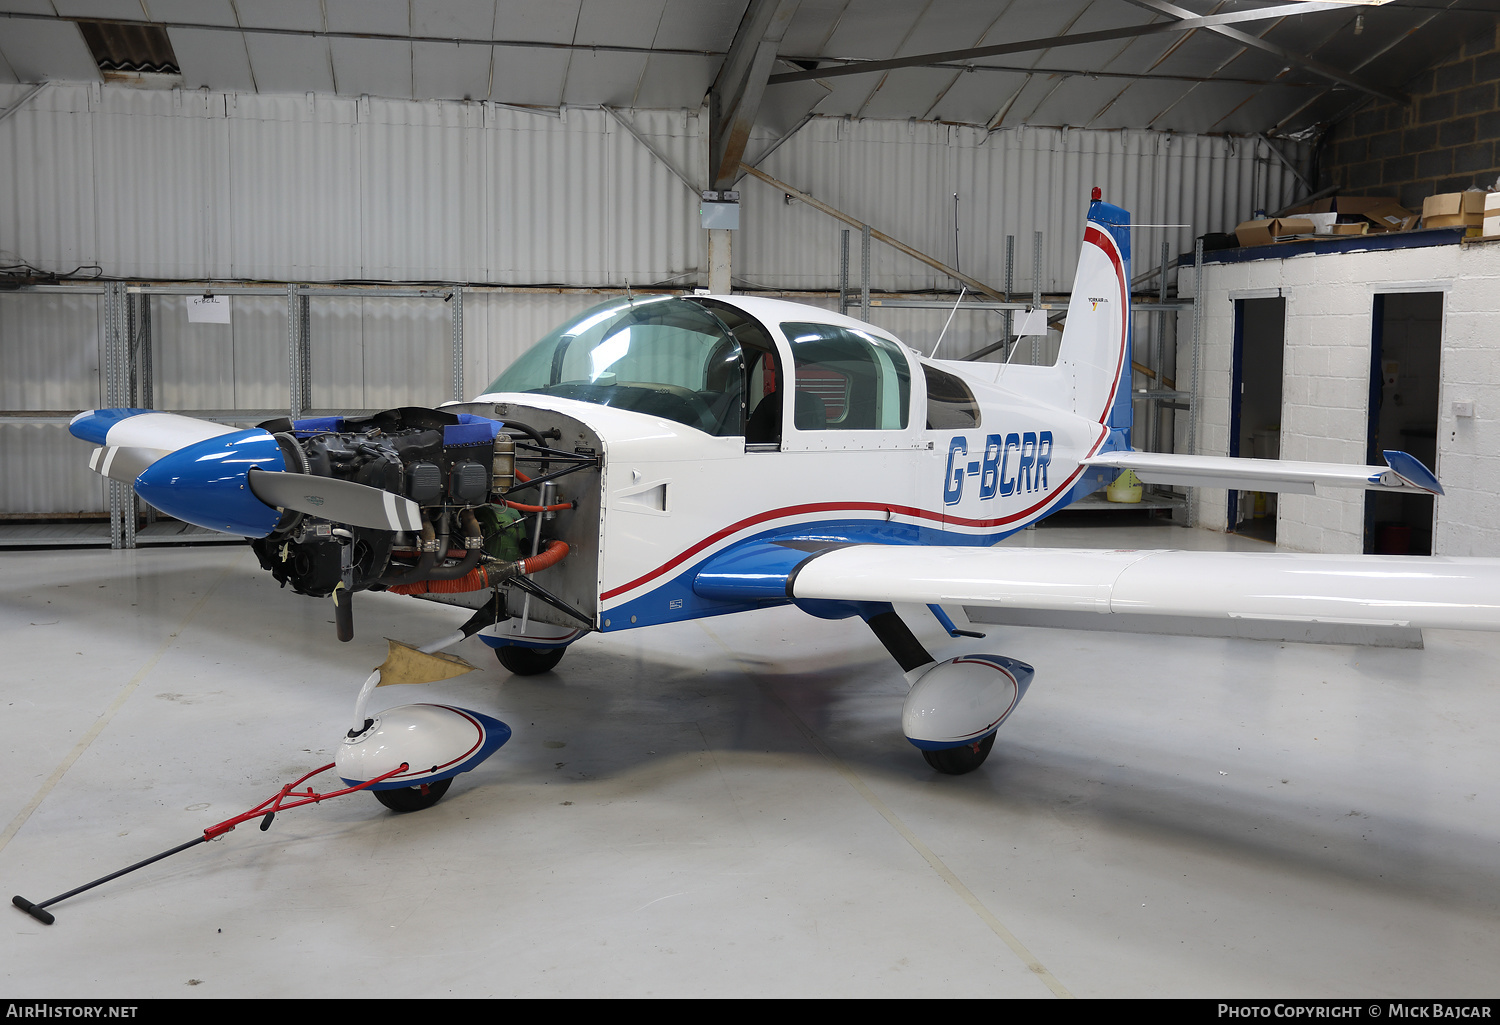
[67,191,1500,811]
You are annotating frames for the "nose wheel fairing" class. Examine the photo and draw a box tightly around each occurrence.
[336,704,512,793]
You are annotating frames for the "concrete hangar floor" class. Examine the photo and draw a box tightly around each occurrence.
[2,521,1497,999]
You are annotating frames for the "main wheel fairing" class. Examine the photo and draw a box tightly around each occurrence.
[902,654,1034,751]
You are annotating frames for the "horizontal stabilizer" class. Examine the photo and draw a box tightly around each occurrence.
[789,545,1500,632]
[246,468,422,532]
[1081,450,1443,495]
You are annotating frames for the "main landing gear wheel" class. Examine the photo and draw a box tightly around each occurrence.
[921,733,996,775]
[496,644,566,676]
[373,777,452,812]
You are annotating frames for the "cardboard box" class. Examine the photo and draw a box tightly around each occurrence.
[1335,197,1418,232]
[1276,196,1416,233]
[1484,193,1500,238]
[1306,212,1338,234]
[1330,222,1369,235]
[1234,216,1315,247]
[1279,199,1332,217]
[1422,191,1487,229]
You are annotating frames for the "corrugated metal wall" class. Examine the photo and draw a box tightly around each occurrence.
[0,291,107,514]
[2,84,1302,288]
[1,85,706,285]
[749,118,1285,297]
[0,82,1306,514]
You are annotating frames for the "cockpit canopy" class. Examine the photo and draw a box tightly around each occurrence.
[484,296,745,436]
[484,295,918,441]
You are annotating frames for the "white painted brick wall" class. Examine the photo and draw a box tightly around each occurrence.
[1434,245,1500,555]
[1181,241,1500,556]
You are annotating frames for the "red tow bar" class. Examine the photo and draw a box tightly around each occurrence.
[12,762,410,925]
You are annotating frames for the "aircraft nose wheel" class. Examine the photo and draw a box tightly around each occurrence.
[373,777,452,812]
[496,644,566,675]
[921,733,996,775]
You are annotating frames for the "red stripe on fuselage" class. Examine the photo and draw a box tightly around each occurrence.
[1082,224,1129,425]
[600,427,1107,603]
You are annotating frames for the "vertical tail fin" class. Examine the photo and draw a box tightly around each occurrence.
[1056,191,1132,448]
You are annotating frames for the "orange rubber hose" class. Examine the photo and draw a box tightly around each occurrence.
[387,566,492,595]
[385,539,569,593]
[521,539,569,575]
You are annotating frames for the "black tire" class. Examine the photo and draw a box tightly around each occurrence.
[373,776,452,812]
[496,644,566,675]
[921,733,996,775]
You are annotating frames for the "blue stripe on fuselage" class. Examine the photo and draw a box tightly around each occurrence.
[604,515,1038,632]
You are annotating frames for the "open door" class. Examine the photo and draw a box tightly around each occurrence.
[1228,297,1285,542]
[1365,293,1441,555]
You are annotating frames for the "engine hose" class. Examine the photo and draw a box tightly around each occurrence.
[504,499,573,514]
[386,539,569,594]
[379,516,437,587]
[521,539,569,575]
[387,566,492,595]
[501,420,553,448]
[423,510,485,581]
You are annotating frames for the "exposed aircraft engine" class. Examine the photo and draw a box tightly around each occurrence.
[248,406,516,602]
[74,402,600,645]
[232,405,598,643]
[902,654,1034,773]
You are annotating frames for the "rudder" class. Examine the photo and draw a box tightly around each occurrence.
[1055,191,1132,448]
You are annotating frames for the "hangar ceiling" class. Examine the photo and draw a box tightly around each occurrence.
[0,1,1490,139]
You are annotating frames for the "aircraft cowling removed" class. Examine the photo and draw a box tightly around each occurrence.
[54,189,1500,811]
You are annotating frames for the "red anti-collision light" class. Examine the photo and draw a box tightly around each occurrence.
[1091,186,1102,201]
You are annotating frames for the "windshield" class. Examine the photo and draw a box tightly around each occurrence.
[485,296,744,436]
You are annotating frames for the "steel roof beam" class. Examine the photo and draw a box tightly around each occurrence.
[1271,1,1449,133]
[1258,132,1315,191]
[767,2,1355,85]
[938,62,1298,87]
[0,10,723,60]
[742,165,1007,302]
[1119,0,1409,106]
[709,0,801,191]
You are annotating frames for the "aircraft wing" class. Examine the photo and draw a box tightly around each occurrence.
[1081,450,1443,495]
[775,544,1500,631]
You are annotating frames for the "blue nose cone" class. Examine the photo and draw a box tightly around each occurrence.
[133,429,286,537]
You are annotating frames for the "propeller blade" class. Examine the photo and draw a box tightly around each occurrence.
[88,445,165,485]
[246,468,423,532]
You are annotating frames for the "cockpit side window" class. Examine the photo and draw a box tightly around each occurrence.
[923,363,981,429]
[779,322,911,431]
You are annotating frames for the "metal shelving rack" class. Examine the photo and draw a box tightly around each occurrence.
[2,280,466,548]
